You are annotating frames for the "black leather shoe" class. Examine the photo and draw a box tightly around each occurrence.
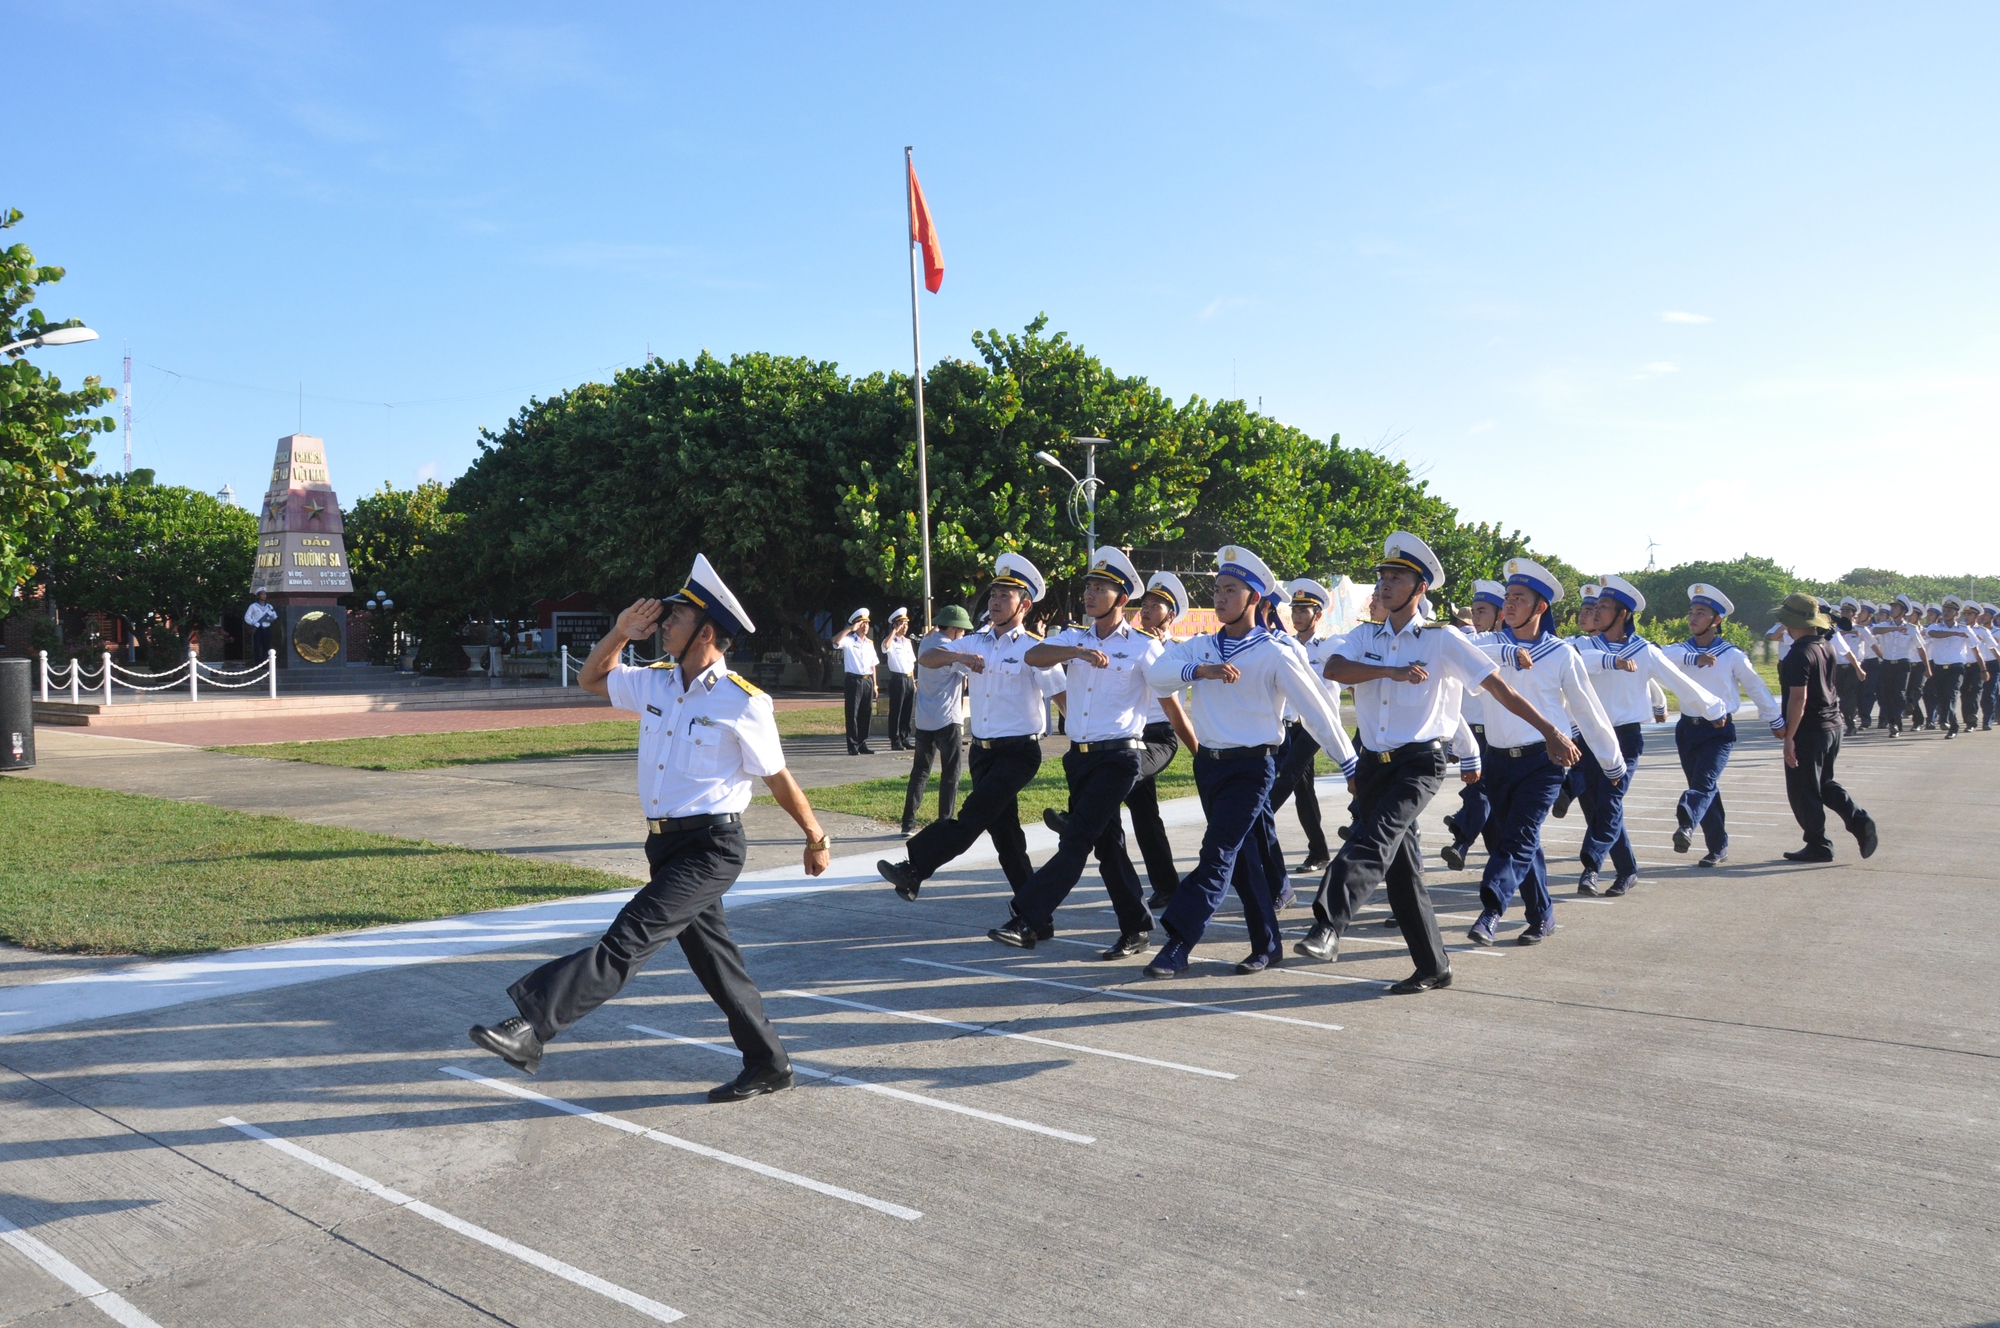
[1293,854,1329,874]
[1551,791,1573,819]
[1577,870,1601,896]
[1042,807,1071,837]
[1336,825,1351,841]
[1005,910,1054,942]
[1783,846,1835,863]
[1440,841,1466,872]
[1853,814,1879,860]
[1672,825,1693,853]
[1294,924,1339,960]
[1604,873,1637,897]
[878,859,922,900]
[1441,813,1461,839]
[1387,968,1453,995]
[1100,931,1151,960]
[1697,846,1729,868]
[988,919,1038,949]
[469,1016,544,1075]
[1147,891,1175,911]
[707,1065,795,1103]
[1515,916,1555,945]
[1234,951,1281,975]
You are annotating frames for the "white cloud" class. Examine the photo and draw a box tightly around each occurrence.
[1660,311,1712,324]
[1633,361,1680,380]
[416,461,440,482]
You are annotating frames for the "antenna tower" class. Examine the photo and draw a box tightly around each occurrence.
[1645,536,1660,572]
[122,348,133,474]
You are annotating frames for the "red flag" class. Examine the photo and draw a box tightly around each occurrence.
[907,158,944,293]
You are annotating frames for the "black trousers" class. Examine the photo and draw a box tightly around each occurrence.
[882,672,916,748]
[843,673,876,752]
[1857,667,1879,727]
[1784,726,1865,852]
[507,824,787,1073]
[1932,664,1965,733]
[1960,664,1985,729]
[1905,662,1929,725]
[1014,746,1151,934]
[900,722,965,832]
[903,736,1041,888]
[251,625,272,657]
[1835,664,1862,733]
[1126,722,1182,903]
[1311,744,1450,978]
[1268,723,1329,861]
[1876,658,1911,730]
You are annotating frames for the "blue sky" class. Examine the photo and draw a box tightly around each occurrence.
[10,1,1996,583]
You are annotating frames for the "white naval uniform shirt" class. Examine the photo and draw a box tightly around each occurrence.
[605,659,786,819]
[838,634,879,675]
[1777,631,1860,665]
[1041,619,1164,742]
[1924,623,1981,666]
[244,601,278,628]
[1138,629,1188,726]
[882,635,916,675]
[1836,626,1876,664]
[1470,631,1627,779]
[1870,619,1926,663]
[1572,634,1728,726]
[954,623,1063,740]
[1971,624,2000,662]
[1147,629,1358,776]
[1303,632,1346,713]
[1447,705,1481,775]
[1666,639,1784,731]
[1332,618,1496,754]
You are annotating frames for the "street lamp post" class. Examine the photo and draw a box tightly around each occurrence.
[1034,436,1107,552]
[0,325,98,356]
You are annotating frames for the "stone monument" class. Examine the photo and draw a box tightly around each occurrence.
[249,433,354,668]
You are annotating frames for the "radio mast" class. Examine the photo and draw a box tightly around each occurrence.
[122,348,133,474]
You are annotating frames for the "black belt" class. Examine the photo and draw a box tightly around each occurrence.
[1198,743,1277,761]
[1360,738,1443,765]
[1070,737,1144,753]
[970,734,1038,750]
[646,812,742,834]
[1469,723,1485,735]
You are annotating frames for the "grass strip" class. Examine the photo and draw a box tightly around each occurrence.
[210,705,847,771]
[0,777,633,956]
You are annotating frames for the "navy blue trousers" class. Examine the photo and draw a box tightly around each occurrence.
[1268,724,1328,861]
[1160,750,1281,961]
[1984,672,1998,728]
[1578,723,1643,876]
[1450,727,1490,851]
[1477,745,1564,925]
[1013,747,1151,934]
[1674,715,1735,854]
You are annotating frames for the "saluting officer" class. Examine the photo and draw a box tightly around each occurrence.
[878,554,1062,901]
[1142,545,1356,978]
[991,547,1163,959]
[833,608,880,755]
[1670,584,1783,868]
[470,555,831,1102]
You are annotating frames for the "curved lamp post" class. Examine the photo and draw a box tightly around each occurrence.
[1034,437,1107,551]
[0,325,98,355]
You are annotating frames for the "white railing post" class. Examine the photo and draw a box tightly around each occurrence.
[39,650,48,702]
[103,651,113,705]
[268,649,278,699]
[561,645,570,688]
[71,659,80,705]
[189,649,200,700]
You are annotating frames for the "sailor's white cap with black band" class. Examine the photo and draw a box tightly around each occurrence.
[1503,557,1564,605]
[1377,531,1443,588]
[1471,578,1504,608]
[1599,574,1646,615]
[991,551,1046,602]
[1287,578,1331,611]
[1689,583,1734,617]
[1143,570,1190,623]
[665,553,756,637]
[1083,546,1143,598]
[1214,545,1277,599]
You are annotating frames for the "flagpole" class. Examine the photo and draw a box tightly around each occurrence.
[905,146,934,633]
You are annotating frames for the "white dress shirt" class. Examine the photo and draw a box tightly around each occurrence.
[1331,618,1497,753]
[1303,632,1346,712]
[837,634,879,675]
[882,635,916,675]
[1471,631,1627,779]
[1041,619,1164,742]
[244,601,278,628]
[953,623,1063,739]
[605,659,786,819]
[1572,634,1729,726]
[1665,639,1783,730]
[1869,619,1926,663]
[1147,628,1358,776]
[1971,624,2000,662]
[1837,625,1877,662]
[1925,623,1982,666]
[1447,707,1481,775]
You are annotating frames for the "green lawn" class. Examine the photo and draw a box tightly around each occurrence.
[213,705,848,771]
[0,777,634,955]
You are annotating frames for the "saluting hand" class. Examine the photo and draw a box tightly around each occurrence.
[1513,651,1534,672]
[1392,662,1428,683]
[1194,662,1240,683]
[1693,654,1717,668]
[616,599,664,640]
[1616,658,1639,673]
[959,653,987,674]
[1072,647,1110,668]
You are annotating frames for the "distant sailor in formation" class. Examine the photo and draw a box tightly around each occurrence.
[1669,584,1782,868]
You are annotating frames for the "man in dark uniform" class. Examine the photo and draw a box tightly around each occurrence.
[469,555,832,1102]
[1775,593,1878,863]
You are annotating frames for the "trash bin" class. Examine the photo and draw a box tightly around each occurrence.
[0,657,33,772]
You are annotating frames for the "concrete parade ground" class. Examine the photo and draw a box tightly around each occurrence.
[1,720,1996,1326]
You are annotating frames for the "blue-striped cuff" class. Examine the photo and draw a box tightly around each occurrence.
[1769,718,1785,734]
[1180,663,1199,682]
[1339,755,1358,779]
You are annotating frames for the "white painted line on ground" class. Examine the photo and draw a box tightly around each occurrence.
[0,1210,163,1328]
[777,989,1237,1079]
[438,1067,921,1220]
[1284,966,1393,987]
[626,1024,1095,1144]
[219,1115,684,1322]
[901,957,1344,1031]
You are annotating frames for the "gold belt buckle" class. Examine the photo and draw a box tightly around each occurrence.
[1375,750,1393,764]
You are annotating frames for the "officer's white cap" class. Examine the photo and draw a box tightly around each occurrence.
[1142,571,1190,623]
[848,606,871,624]
[1689,583,1734,617]
[1083,546,1143,598]
[1377,532,1444,589]
[665,553,756,637]
[889,606,909,621]
[1943,593,1964,608]
[991,552,1046,603]
[1600,575,1646,616]
[1470,579,1505,608]
[1287,578,1331,610]
[1926,602,1944,614]
[1215,545,1278,599]
[1839,595,1860,611]
[1504,557,1564,605]
[1893,593,1917,611]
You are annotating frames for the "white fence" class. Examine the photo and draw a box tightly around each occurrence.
[40,649,279,704]
[556,643,670,687]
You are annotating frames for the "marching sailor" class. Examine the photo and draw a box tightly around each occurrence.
[1440,579,1504,873]
[1925,595,1986,737]
[990,547,1163,959]
[469,556,831,1101]
[1300,536,1574,990]
[1979,605,2000,729]
[1670,584,1782,868]
[1920,603,1945,728]
[1141,545,1356,978]
[1852,601,1884,729]
[1870,595,1926,737]
[878,554,1062,900]
[1570,575,1727,897]
[1833,597,1873,735]
[1550,583,1602,822]
[1268,578,1339,875]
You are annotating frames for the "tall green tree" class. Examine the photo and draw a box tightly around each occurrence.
[1,211,117,603]
[1628,555,1799,637]
[341,480,463,665]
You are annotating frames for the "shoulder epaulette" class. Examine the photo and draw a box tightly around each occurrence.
[646,660,676,671]
[726,671,763,696]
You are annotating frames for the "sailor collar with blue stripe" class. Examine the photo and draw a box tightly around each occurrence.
[1677,637,1740,657]
[1590,632,1649,661]
[1499,625,1570,663]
